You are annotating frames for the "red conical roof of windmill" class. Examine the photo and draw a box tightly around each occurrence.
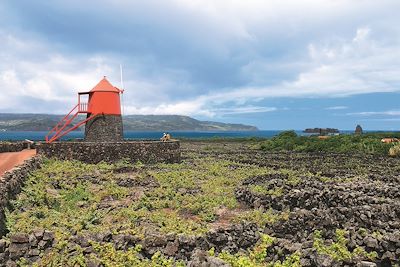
[90,76,121,93]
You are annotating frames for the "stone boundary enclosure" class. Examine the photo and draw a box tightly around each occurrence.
[0,157,42,236]
[36,140,181,164]
[0,142,30,153]
[0,156,43,265]
[0,140,181,265]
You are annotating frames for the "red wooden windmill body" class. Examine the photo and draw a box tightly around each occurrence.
[45,77,123,143]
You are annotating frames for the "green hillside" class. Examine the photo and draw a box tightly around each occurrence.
[0,114,258,131]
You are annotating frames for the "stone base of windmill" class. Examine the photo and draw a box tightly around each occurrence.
[36,140,181,164]
[84,114,124,142]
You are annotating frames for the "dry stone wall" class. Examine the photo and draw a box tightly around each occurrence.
[0,141,36,153]
[0,156,43,266]
[0,142,25,153]
[36,140,181,164]
[0,230,55,265]
[0,223,259,266]
[0,156,42,236]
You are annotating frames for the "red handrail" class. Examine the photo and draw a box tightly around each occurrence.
[45,104,78,142]
[47,115,94,143]
[45,101,91,143]
[47,112,79,143]
[79,102,88,112]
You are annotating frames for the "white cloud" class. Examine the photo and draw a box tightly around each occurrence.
[360,118,400,122]
[124,97,215,117]
[212,106,277,115]
[353,28,370,43]
[2,24,399,118]
[110,21,400,116]
[325,106,348,110]
[125,21,400,117]
[1,0,400,121]
[347,110,400,116]
[164,25,400,115]
[0,54,115,112]
[123,100,278,117]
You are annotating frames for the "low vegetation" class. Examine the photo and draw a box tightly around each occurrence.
[213,234,301,267]
[389,144,400,157]
[7,156,295,237]
[260,130,400,156]
[37,242,185,267]
[313,229,377,262]
[4,140,399,266]
[6,155,290,265]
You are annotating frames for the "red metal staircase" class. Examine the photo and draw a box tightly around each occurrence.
[45,102,93,143]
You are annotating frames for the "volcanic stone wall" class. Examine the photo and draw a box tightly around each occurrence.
[84,114,123,142]
[36,141,181,164]
[0,142,36,153]
[0,142,25,153]
[0,156,42,236]
[0,230,55,264]
[0,157,53,265]
[0,223,259,266]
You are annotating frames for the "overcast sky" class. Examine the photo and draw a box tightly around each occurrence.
[1,0,400,130]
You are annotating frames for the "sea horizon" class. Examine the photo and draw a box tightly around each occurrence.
[1,130,399,141]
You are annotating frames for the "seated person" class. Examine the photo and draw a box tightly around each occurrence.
[160,133,172,141]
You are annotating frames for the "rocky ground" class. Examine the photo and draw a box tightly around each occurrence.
[1,140,399,266]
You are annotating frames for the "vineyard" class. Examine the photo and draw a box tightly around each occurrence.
[2,140,399,266]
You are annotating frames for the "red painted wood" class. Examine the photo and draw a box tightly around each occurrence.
[45,77,123,143]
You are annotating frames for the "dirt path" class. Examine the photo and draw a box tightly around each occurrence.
[0,149,37,176]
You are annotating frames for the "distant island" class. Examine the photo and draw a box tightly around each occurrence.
[0,113,258,132]
[303,128,339,135]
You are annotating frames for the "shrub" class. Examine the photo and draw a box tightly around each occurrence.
[260,131,399,156]
[389,145,400,157]
[313,229,377,261]
[216,234,301,267]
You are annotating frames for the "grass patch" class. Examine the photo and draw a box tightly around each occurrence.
[249,185,283,197]
[232,209,289,227]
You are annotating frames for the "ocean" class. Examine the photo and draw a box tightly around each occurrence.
[0,130,288,141]
[0,130,390,141]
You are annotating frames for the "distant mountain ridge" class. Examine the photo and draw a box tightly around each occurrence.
[0,113,258,131]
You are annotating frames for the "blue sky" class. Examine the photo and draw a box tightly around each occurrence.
[0,0,399,130]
